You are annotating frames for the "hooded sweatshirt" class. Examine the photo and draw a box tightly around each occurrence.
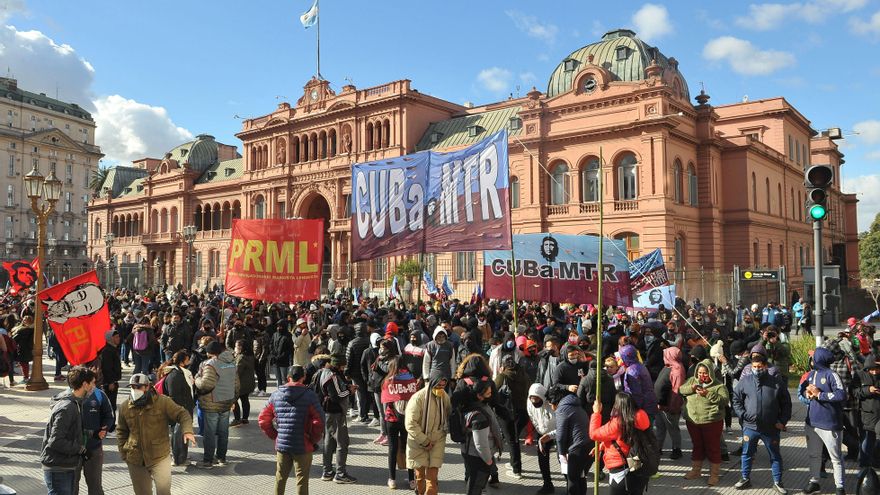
[655,346,686,414]
[680,358,729,424]
[527,383,557,437]
[739,343,780,378]
[100,330,122,385]
[620,345,658,415]
[40,389,85,470]
[422,328,455,380]
[854,355,880,430]
[797,347,845,431]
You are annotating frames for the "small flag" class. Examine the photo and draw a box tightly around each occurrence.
[441,274,454,298]
[300,0,318,28]
[3,258,39,294]
[423,270,438,298]
[353,287,361,303]
[389,275,400,300]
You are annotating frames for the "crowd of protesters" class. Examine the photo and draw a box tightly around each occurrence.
[2,284,880,495]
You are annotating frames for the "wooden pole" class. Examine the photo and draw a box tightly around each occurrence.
[593,147,605,493]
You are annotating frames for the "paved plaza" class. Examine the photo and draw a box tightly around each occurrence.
[0,358,867,495]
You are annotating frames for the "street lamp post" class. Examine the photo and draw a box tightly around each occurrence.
[23,165,62,391]
[182,225,197,293]
[104,233,115,288]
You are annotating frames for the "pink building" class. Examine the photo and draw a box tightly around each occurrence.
[88,29,859,301]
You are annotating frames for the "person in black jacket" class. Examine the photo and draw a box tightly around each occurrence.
[271,324,294,387]
[345,322,372,423]
[318,353,357,484]
[553,386,589,495]
[552,346,589,396]
[853,354,880,468]
[643,328,666,381]
[100,330,123,411]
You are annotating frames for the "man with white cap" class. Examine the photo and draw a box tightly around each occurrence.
[422,326,455,382]
[292,318,311,368]
[117,373,195,495]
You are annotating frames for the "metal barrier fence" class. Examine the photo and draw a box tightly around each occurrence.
[666,268,736,307]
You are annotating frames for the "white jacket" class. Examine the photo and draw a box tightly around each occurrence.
[526,383,556,438]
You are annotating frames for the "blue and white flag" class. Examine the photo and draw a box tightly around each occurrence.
[300,0,318,28]
[441,274,454,298]
[389,275,400,300]
[423,270,438,296]
[353,287,361,303]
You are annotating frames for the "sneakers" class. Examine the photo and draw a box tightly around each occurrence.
[506,470,523,480]
[734,478,751,490]
[349,409,359,418]
[835,488,846,495]
[321,472,335,481]
[373,434,387,445]
[772,482,788,495]
[229,419,242,427]
[213,458,227,467]
[803,482,821,495]
[334,473,357,484]
[670,448,683,460]
[409,480,417,490]
[241,419,249,425]
[358,417,371,424]
[535,485,555,494]
[378,436,389,446]
[368,418,380,427]
[388,478,396,489]
[196,461,214,469]
[53,375,66,382]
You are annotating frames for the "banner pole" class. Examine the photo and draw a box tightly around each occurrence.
[593,146,605,495]
[316,0,321,79]
[508,162,519,335]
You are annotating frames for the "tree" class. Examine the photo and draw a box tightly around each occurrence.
[390,258,422,301]
[860,212,880,309]
[89,167,109,197]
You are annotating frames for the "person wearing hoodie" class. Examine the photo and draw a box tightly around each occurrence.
[732,353,792,494]
[100,329,123,411]
[422,326,456,381]
[345,322,372,422]
[654,346,686,460]
[404,329,428,381]
[291,318,312,367]
[81,379,116,495]
[556,384,590,495]
[259,365,325,495]
[489,331,522,379]
[360,332,383,427]
[232,339,256,427]
[798,347,847,495]
[271,323,294,387]
[739,343,780,379]
[680,358,729,486]
[494,353,530,480]
[162,350,195,466]
[41,366,96,494]
[854,354,880,469]
[589,392,653,495]
[117,373,195,495]
[825,331,862,460]
[536,337,560,391]
[405,370,451,495]
[461,379,504,495]
[528,383,558,494]
[643,328,666,380]
[194,341,239,468]
[620,344,659,419]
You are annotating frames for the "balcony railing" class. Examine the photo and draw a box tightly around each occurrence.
[547,205,569,216]
[579,202,599,214]
[614,200,639,212]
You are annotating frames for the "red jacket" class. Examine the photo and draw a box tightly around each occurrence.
[589,409,651,470]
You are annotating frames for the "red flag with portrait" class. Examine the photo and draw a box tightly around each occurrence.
[37,270,110,365]
[3,258,40,294]
[225,219,325,302]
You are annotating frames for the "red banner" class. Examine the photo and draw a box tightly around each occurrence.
[3,258,39,294]
[225,219,325,302]
[37,270,109,366]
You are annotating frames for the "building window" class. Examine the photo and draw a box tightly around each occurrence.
[549,162,570,205]
[765,178,771,213]
[563,58,577,72]
[687,164,698,206]
[753,241,759,266]
[795,139,801,164]
[788,135,794,160]
[616,46,629,60]
[7,155,13,177]
[64,192,72,212]
[803,143,809,166]
[510,177,520,208]
[673,160,683,203]
[615,233,641,261]
[372,257,387,280]
[5,216,12,240]
[343,194,351,218]
[84,170,90,188]
[455,252,476,280]
[767,243,773,267]
[6,184,12,207]
[674,236,684,269]
[66,163,72,182]
[254,196,265,219]
[467,125,482,138]
[509,117,522,131]
[618,153,638,200]
[196,252,203,278]
[581,158,599,202]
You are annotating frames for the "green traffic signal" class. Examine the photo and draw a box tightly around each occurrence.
[809,204,827,220]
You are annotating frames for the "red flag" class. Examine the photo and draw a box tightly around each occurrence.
[37,270,110,366]
[225,219,325,302]
[3,258,39,294]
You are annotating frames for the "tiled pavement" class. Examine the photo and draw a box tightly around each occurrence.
[0,358,868,495]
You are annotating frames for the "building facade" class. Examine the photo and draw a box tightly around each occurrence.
[88,29,859,301]
[1,77,103,281]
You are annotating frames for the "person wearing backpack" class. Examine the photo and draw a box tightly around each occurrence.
[381,356,418,490]
[462,379,504,495]
[556,383,590,495]
[732,353,792,494]
[589,392,653,495]
[160,313,190,362]
[129,318,155,375]
[680,358,728,486]
[493,354,530,480]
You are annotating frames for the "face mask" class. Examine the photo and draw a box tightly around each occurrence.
[568,336,578,345]
[130,389,145,401]
[568,357,579,365]
[530,399,544,408]
[699,375,711,384]
[754,368,767,377]
[645,335,655,345]
[432,387,445,397]
[505,341,515,350]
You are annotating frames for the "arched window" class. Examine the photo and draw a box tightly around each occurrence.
[618,153,637,200]
[94,220,101,239]
[798,191,803,221]
[250,147,257,170]
[222,202,231,229]
[765,178,771,213]
[310,134,317,161]
[615,232,641,261]
[751,173,757,211]
[549,161,570,205]
[319,130,327,159]
[791,187,795,219]
[581,158,599,202]
[291,136,300,163]
[169,207,178,233]
[366,122,374,151]
[254,195,265,220]
[232,200,242,220]
[301,134,309,161]
[203,204,212,230]
[160,208,168,233]
[383,119,391,147]
[510,176,520,208]
[687,164,698,206]
[328,129,337,157]
[212,203,221,228]
[673,159,683,203]
[194,206,202,231]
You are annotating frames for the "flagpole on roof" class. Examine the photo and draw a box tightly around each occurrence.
[316,0,321,79]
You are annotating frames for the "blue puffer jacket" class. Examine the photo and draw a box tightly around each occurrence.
[258,383,325,455]
[732,364,792,434]
[797,347,846,431]
[82,388,115,451]
[620,345,658,416]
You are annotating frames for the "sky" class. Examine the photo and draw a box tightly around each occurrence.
[2,0,879,230]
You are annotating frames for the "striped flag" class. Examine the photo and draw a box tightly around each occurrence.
[300,0,318,28]
[423,270,438,298]
[389,275,400,300]
[441,274,454,299]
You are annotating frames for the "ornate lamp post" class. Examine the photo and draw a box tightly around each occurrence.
[23,165,62,391]
[182,225,197,292]
[104,233,115,288]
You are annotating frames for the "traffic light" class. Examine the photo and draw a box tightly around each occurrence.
[823,275,841,312]
[805,165,833,221]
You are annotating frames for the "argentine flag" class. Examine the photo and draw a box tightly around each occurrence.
[300,0,318,28]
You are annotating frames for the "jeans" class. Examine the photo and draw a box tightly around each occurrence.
[860,429,877,468]
[322,413,349,475]
[655,410,682,450]
[172,418,191,465]
[464,454,491,495]
[53,345,68,377]
[275,451,312,495]
[373,391,386,435]
[83,445,104,495]
[741,427,783,483]
[275,366,289,387]
[352,376,370,420]
[120,341,131,363]
[202,410,230,462]
[133,353,150,375]
[44,469,79,495]
[806,424,845,488]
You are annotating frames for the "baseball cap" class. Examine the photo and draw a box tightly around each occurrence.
[128,373,151,387]
[296,318,307,326]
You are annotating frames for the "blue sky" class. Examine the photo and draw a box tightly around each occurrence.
[2,0,879,229]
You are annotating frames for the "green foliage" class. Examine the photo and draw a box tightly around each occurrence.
[89,167,109,195]
[388,258,422,284]
[860,230,880,281]
[789,334,816,377]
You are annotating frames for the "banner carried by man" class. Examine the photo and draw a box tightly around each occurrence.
[483,233,632,306]
[225,219,325,302]
[37,270,110,365]
[351,131,511,261]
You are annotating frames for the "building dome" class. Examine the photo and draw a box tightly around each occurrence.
[169,134,218,174]
[546,29,689,99]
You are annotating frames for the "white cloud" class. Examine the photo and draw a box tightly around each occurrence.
[505,10,558,44]
[866,150,880,160]
[736,0,868,30]
[703,36,795,75]
[842,174,880,232]
[519,72,537,86]
[0,0,26,22]
[853,120,880,144]
[631,3,674,42]
[0,16,194,164]
[591,20,607,37]
[851,10,880,37]
[94,95,193,163]
[477,67,513,93]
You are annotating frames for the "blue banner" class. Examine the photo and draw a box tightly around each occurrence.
[627,248,669,293]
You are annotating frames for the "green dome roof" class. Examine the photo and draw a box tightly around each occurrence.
[546,29,689,99]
